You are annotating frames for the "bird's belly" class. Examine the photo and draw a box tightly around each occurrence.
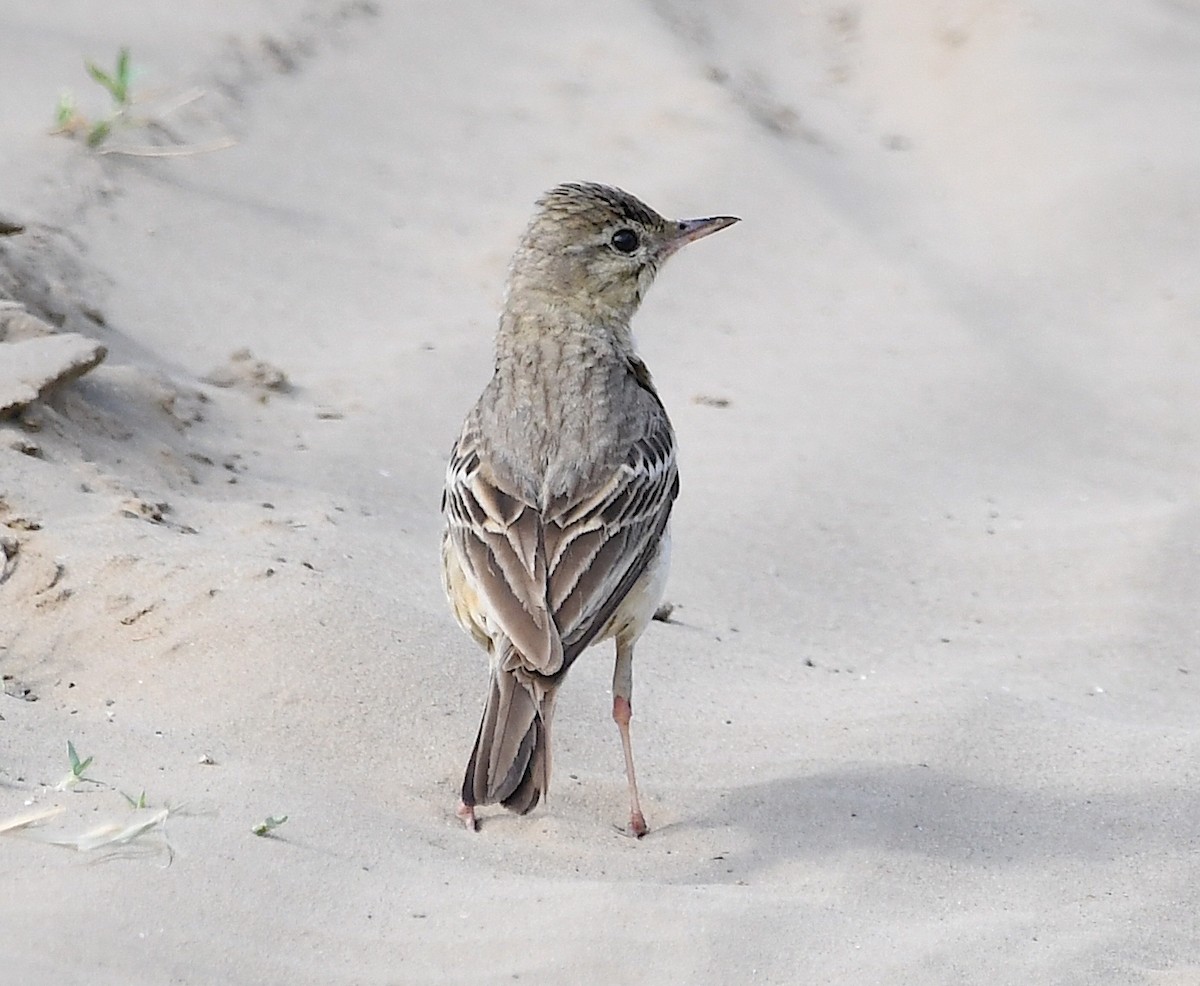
[441,532,493,653]
[600,526,672,648]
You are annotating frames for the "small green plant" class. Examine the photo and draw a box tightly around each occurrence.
[252,814,288,837]
[56,739,98,791]
[52,47,236,158]
[88,47,133,108]
[54,47,135,148]
[120,789,149,809]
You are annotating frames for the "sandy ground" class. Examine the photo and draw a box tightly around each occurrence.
[2,1,1199,983]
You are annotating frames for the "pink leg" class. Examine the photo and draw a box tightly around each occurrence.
[456,800,479,832]
[613,642,647,837]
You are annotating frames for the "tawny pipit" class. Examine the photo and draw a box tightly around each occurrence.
[441,182,738,836]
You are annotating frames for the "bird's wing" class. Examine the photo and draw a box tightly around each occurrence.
[443,425,564,676]
[443,393,678,680]
[541,398,677,673]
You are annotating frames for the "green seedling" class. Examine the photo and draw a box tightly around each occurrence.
[56,740,98,791]
[87,47,133,108]
[252,814,288,837]
[53,47,135,148]
[52,47,235,158]
[68,739,92,776]
[54,91,77,129]
[121,789,149,809]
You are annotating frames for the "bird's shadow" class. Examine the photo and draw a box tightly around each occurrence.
[673,762,1200,884]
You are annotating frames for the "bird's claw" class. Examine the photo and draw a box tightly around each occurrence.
[613,812,648,839]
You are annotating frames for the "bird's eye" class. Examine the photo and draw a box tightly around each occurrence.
[610,228,639,254]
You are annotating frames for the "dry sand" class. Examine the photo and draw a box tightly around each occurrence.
[2,2,1199,983]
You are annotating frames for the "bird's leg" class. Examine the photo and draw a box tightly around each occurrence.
[456,800,479,832]
[612,640,647,837]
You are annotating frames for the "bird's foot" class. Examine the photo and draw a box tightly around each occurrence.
[628,810,648,839]
[456,800,479,832]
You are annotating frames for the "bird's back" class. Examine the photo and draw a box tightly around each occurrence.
[472,310,666,510]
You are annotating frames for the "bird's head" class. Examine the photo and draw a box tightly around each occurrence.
[505,182,739,324]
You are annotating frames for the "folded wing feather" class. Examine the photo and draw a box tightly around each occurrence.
[444,396,677,681]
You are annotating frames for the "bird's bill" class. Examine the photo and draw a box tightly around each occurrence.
[662,214,740,256]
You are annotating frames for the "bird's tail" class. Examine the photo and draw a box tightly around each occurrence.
[461,667,553,814]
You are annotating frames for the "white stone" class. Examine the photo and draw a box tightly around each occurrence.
[0,333,107,418]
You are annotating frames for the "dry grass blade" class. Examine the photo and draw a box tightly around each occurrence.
[40,807,172,852]
[0,804,66,834]
[96,137,237,158]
